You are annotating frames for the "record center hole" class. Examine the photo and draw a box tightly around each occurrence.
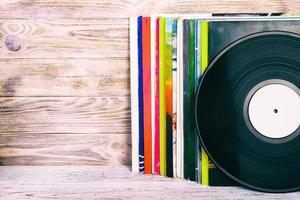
[273,109,278,114]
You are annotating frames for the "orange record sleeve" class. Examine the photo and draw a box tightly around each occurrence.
[142,17,152,174]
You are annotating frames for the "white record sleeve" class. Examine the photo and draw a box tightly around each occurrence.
[176,18,184,179]
[130,17,139,173]
[150,16,157,173]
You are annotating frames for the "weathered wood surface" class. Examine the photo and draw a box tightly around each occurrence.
[0,0,299,19]
[0,59,129,96]
[0,19,129,59]
[0,166,299,200]
[0,0,299,165]
[0,135,131,165]
[0,97,130,134]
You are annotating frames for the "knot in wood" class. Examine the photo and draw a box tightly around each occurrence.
[5,35,22,51]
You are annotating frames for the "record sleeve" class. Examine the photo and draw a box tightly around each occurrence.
[171,19,178,178]
[176,18,184,179]
[159,17,167,176]
[194,19,201,183]
[183,19,196,181]
[137,16,145,173]
[154,17,161,175]
[130,17,139,173]
[142,17,152,174]
[165,18,174,177]
[182,19,189,180]
[150,16,157,174]
[200,20,239,186]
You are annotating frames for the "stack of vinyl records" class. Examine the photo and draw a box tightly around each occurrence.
[130,13,300,193]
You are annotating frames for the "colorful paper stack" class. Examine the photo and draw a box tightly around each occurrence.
[130,15,237,185]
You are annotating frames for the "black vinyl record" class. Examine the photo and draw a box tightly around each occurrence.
[195,31,300,192]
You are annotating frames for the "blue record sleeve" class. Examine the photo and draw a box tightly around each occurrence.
[137,16,144,173]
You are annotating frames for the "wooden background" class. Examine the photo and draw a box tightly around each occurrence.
[0,0,299,166]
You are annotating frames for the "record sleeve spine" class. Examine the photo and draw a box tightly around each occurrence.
[130,17,139,173]
[142,17,152,174]
[200,21,209,185]
[159,17,167,176]
[165,18,174,177]
[137,16,145,173]
[154,17,161,175]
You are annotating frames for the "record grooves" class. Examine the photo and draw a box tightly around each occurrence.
[195,31,300,192]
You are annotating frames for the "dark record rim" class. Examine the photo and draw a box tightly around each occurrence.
[195,31,300,193]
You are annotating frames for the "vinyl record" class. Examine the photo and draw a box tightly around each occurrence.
[195,31,300,192]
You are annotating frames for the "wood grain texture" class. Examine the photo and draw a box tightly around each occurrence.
[0,19,129,58]
[0,0,299,19]
[0,97,130,134]
[0,59,129,96]
[0,166,299,200]
[0,135,131,165]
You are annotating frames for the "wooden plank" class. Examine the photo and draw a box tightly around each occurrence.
[0,166,299,199]
[0,19,129,58]
[0,97,130,134]
[0,0,299,19]
[0,134,131,165]
[0,58,129,97]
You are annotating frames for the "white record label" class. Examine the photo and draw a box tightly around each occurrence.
[248,83,300,139]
